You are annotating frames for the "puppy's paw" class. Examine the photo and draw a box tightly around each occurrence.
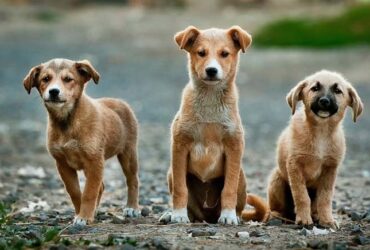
[73,216,89,226]
[170,208,190,223]
[319,219,339,230]
[123,207,141,218]
[218,209,239,225]
[295,213,313,226]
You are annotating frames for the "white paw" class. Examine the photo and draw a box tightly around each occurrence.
[123,207,141,218]
[171,208,190,223]
[218,209,239,225]
[73,216,88,226]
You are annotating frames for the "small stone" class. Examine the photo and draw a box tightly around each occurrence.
[251,236,271,245]
[330,241,348,250]
[190,228,217,237]
[236,231,250,239]
[350,224,364,235]
[300,228,312,236]
[152,238,170,250]
[249,230,266,237]
[307,239,321,249]
[141,207,150,217]
[350,211,363,221]
[111,214,126,224]
[152,205,166,214]
[266,218,282,226]
[353,235,370,245]
[337,206,350,215]
[287,240,306,248]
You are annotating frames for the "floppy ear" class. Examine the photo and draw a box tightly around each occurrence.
[286,81,307,115]
[174,26,200,52]
[23,65,42,94]
[75,60,100,84]
[228,26,252,53]
[347,86,363,122]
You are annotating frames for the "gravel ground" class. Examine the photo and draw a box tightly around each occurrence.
[0,4,369,249]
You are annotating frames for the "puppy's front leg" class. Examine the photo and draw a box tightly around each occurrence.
[170,140,190,223]
[316,164,338,229]
[219,136,243,225]
[75,158,104,225]
[287,158,313,225]
[56,160,81,214]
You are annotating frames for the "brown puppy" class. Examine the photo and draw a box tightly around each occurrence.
[23,58,140,225]
[268,70,363,228]
[163,26,267,225]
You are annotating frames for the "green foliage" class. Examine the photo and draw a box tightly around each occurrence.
[254,4,370,48]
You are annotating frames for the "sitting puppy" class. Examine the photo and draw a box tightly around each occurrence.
[163,26,267,225]
[268,70,363,228]
[23,58,140,225]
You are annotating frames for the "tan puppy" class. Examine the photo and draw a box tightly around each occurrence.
[23,58,140,225]
[164,26,267,225]
[268,70,363,228]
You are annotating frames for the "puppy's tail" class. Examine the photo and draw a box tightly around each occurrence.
[241,194,269,222]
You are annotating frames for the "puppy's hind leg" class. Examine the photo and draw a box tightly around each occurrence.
[268,168,294,221]
[118,146,140,218]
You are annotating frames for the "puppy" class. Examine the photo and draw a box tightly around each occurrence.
[164,26,267,225]
[23,58,140,225]
[268,70,363,228]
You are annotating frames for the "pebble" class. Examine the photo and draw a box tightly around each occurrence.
[112,214,126,224]
[249,230,266,237]
[350,211,363,221]
[189,228,217,237]
[353,235,370,245]
[141,207,150,217]
[266,218,282,226]
[236,231,250,239]
[300,228,312,236]
[287,240,306,248]
[251,236,271,245]
[350,224,364,235]
[152,238,170,250]
[152,205,166,214]
[307,240,328,249]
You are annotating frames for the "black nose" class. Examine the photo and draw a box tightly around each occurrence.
[206,67,218,78]
[49,88,60,98]
[319,97,330,108]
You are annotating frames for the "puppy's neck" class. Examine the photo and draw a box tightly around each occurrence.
[47,94,91,131]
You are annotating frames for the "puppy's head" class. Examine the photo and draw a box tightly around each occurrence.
[287,70,363,122]
[174,26,252,86]
[23,58,99,113]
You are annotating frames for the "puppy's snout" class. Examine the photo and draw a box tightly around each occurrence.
[318,97,330,108]
[205,67,218,78]
[49,88,60,98]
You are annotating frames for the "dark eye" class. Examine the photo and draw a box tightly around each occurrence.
[333,87,342,94]
[221,51,229,58]
[311,82,321,92]
[197,50,206,57]
[42,76,50,82]
[64,76,73,83]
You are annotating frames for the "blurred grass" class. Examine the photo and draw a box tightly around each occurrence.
[254,4,370,48]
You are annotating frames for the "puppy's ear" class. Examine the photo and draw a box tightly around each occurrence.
[75,60,100,84]
[174,26,200,51]
[23,65,42,94]
[286,81,307,115]
[228,26,252,53]
[347,86,363,122]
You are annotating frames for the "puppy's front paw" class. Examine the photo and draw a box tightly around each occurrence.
[73,216,89,226]
[296,213,313,226]
[123,207,141,218]
[218,209,239,225]
[171,208,190,223]
[319,218,339,229]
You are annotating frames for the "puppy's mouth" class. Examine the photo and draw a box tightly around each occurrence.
[44,99,67,104]
[311,105,338,119]
[201,78,222,85]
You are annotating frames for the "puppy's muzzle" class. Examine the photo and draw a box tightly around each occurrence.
[311,95,338,118]
[45,88,66,103]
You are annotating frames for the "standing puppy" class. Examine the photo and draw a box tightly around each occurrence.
[165,26,267,225]
[268,70,363,228]
[23,58,140,225]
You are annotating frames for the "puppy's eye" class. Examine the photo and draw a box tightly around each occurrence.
[42,76,50,82]
[333,87,342,94]
[311,82,321,92]
[221,51,229,58]
[197,50,206,57]
[64,76,73,83]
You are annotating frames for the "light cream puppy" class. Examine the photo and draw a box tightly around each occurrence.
[268,70,363,228]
